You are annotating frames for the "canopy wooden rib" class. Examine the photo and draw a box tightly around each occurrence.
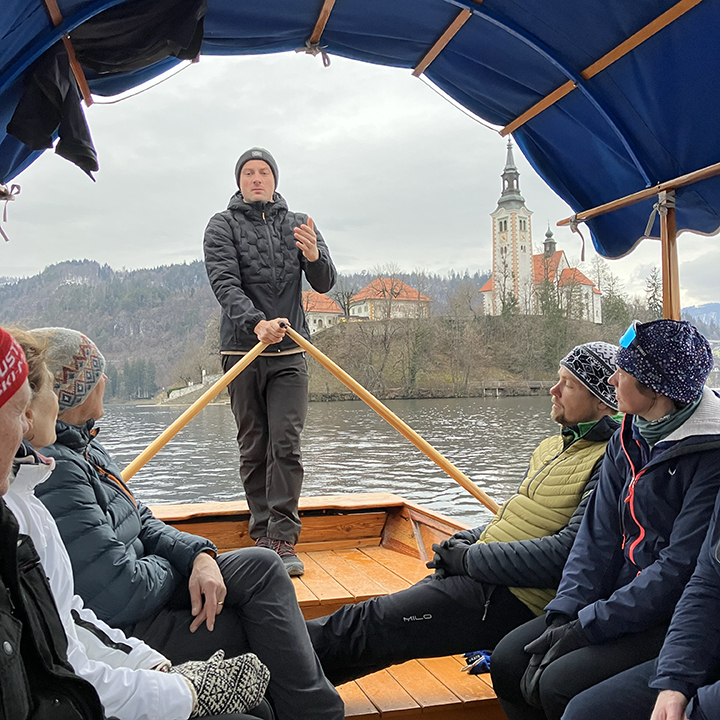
[122,340,268,481]
[558,160,720,321]
[283,326,500,514]
[42,0,94,106]
[501,0,704,137]
[412,9,473,77]
[309,0,338,45]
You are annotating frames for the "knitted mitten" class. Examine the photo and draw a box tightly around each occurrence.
[169,649,269,717]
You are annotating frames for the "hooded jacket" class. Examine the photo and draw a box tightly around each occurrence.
[464,414,620,615]
[37,421,216,629]
[203,191,336,354]
[8,443,193,720]
[546,387,720,644]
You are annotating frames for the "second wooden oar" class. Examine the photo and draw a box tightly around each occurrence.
[122,340,268,481]
[282,325,500,514]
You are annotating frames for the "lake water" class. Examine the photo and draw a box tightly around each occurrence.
[102,395,559,526]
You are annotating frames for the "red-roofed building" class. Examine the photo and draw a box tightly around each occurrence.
[349,278,431,320]
[302,290,343,334]
[479,143,602,324]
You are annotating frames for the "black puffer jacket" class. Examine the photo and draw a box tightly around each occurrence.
[0,498,107,720]
[203,191,336,353]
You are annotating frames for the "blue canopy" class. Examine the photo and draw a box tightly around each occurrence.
[2,0,719,258]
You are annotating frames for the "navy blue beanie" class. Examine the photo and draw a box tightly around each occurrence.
[616,320,713,403]
[234,148,278,189]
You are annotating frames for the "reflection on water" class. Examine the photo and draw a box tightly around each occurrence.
[102,395,558,525]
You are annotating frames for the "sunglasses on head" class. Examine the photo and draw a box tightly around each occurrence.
[619,321,666,382]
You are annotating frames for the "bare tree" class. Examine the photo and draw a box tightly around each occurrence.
[645,267,663,319]
[329,277,358,320]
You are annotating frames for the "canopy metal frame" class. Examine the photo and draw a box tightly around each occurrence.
[558,161,720,320]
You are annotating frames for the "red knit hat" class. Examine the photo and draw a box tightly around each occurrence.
[0,328,28,409]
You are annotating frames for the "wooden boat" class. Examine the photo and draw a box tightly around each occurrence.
[5,5,720,719]
[151,492,505,720]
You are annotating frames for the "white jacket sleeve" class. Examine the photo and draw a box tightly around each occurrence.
[5,474,195,720]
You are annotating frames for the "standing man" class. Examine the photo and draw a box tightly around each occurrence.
[204,148,336,576]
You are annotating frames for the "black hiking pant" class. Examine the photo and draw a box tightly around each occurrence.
[306,574,536,686]
[490,614,669,720]
[125,548,343,720]
[223,353,308,545]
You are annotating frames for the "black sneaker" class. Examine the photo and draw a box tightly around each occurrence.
[276,540,305,576]
[254,536,276,550]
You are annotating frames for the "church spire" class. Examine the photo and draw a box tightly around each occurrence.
[498,139,524,206]
[544,223,557,257]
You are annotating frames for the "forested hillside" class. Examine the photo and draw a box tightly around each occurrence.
[0,260,218,397]
[0,260,492,399]
[3,258,709,401]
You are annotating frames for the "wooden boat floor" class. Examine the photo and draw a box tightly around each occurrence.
[295,547,503,719]
[152,495,502,718]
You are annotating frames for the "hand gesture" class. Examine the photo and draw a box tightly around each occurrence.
[294,218,319,262]
[188,552,227,633]
[169,649,269,717]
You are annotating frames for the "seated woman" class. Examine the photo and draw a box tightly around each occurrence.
[7,327,271,720]
[490,319,720,720]
[28,327,343,720]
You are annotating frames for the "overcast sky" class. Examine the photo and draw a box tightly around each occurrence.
[2,52,717,307]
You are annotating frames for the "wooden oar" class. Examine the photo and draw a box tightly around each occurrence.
[282,325,500,514]
[122,340,268,481]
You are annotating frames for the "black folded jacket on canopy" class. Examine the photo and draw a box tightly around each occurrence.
[7,0,207,178]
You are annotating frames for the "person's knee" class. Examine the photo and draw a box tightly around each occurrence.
[489,632,526,700]
[220,547,289,598]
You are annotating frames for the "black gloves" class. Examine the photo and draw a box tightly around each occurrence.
[448,527,482,546]
[426,540,470,578]
[169,649,269,718]
[520,617,590,707]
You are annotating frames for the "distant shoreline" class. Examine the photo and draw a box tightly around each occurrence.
[118,381,555,408]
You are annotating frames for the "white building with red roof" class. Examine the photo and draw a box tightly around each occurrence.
[349,278,431,320]
[479,142,602,324]
[302,290,344,334]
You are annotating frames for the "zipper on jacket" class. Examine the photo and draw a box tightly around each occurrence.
[619,419,647,566]
[262,210,282,347]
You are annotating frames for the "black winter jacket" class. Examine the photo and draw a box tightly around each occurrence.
[462,415,620,590]
[38,421,216,629]
[203,191,336,353]
[650,488,720,719]
[0,498,107,720]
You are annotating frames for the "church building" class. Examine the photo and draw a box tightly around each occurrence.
[479,142,602,324]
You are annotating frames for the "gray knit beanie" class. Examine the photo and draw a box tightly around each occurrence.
[234,148,279,189]
[31,328,106,414]
[560,341,619,411]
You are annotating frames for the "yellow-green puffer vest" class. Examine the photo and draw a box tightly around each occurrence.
[465,415,620,616]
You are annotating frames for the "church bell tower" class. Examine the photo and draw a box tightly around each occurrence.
[490,140,533,313]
